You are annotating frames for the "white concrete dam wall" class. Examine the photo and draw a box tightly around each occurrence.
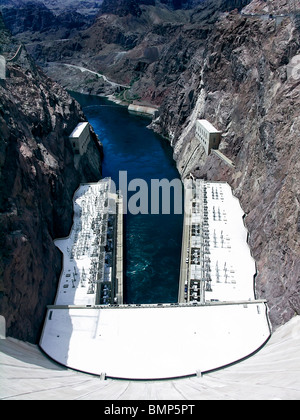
[1,315,300,399]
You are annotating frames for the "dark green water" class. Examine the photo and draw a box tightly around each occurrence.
[71,92,183,304]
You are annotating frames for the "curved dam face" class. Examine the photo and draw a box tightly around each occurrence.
[40,303,270,380]
[1,315,300,399]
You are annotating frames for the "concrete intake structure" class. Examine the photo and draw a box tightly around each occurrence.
[195,119,222,155]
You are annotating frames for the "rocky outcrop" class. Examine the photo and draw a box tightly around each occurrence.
[0,15,102,342]
[2,3,58,35]
[0,0,102,17]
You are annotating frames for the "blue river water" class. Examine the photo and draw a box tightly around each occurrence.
[71,92,183,304]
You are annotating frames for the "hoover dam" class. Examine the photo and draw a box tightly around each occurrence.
[0,166,298,396]
[36,168,270,380]
[1,0,300,399]
[1,95,299,399]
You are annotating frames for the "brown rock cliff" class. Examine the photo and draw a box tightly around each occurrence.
[154,7,300,328]
[0,28,102,342]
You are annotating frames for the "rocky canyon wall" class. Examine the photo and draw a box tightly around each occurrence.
[0,16,103,342]
[153,8,300,329]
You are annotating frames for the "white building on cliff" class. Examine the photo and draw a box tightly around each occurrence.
[69,122,91,156]
[196,119,222,155]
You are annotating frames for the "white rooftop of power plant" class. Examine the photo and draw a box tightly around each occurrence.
[40,303,270,380]
[190,181,256,302]
[38,179,271,380]
[53,179,113,307]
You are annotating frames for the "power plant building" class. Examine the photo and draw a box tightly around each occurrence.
[179,179,259,305]
[196,119,222,155]
[43,178,123,308]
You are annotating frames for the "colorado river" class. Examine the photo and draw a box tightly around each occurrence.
[71,92,183,304]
